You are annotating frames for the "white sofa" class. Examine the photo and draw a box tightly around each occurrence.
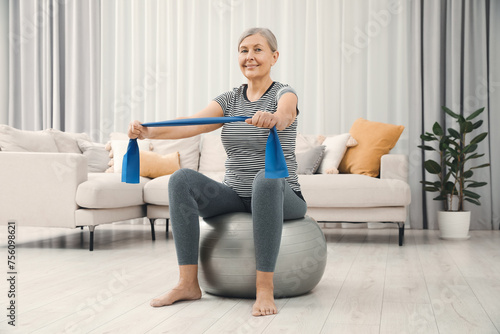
[0,127,411,250]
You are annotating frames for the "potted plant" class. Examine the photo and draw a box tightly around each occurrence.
[419,106,490,239]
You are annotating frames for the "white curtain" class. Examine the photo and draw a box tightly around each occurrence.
[418,0,498,230]
[98,0,413,140]
[7,0,100,133]
[5,0,499,229]
[0,1,7,125]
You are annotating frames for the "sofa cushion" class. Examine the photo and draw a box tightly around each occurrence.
[296,145,325,175]
[143,175,171,206]
[151,136,201,171]
[77,139,110,172]
[144,172,225,206]
[76,173,148,209]
[295,133,322,152]
[198,134,227,173]
[339,118,404,177]
[140,151,180,178]
[299,174,411,208]
[317,133,352,174]
[0,125,58,152]
[45,129,91,153]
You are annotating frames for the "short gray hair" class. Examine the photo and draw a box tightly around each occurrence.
[238,27,278,52]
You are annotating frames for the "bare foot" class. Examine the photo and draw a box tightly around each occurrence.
[252,287,277,316]
[150,284,202,307]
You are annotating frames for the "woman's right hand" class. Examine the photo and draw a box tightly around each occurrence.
[128,120,150,140]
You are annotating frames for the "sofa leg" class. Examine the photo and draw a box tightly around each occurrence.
[88,225,96,251]
[397,222,405,246]
[149,219,156,241]
[166,219,169,238]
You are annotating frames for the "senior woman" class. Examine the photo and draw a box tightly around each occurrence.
[128,27,306,317]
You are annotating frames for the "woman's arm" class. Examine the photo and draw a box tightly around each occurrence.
[245,92,298,130]
[128,101,224,140]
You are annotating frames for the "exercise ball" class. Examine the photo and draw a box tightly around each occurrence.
[199,212,327,298]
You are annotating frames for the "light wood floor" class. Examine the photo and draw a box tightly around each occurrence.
[0,222,499,334]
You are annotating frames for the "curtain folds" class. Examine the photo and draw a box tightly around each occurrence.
[8,0,100,135]
[418,0,498,230]
[5,0,499,229]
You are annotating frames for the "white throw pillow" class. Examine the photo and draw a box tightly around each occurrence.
[198,134,227,173]
[150,136,201,171]
[295,133,322,153]
[111,139,152,173]
[0,124,58,152]
[317,133,352,174]
[296,145,326,175]
[45,129,91,153]
[77,139,110,173]
[109,132,129,141]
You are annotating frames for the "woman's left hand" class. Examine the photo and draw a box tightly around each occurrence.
[245,111,280,129]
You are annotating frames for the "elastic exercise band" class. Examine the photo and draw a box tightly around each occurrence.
[121,117,289,183]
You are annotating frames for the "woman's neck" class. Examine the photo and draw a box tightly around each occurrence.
[246,77,274,102]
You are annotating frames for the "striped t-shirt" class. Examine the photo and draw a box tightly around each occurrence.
[213,82,300,198]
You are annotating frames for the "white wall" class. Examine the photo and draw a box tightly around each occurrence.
[0,0,7,125]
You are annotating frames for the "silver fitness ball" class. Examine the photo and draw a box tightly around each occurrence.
[199,212,327,298]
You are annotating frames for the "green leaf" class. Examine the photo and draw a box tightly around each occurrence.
[473,120,483,129]
[432,122,444,136]
[463,190,481,199]
[461,121,474,133]
[450,163,458,173]
[421,181,440,187]
[463,144,477,154]
[424,160,441,174]
[464,198,481,206]
[447,147,460,158]
[433,194,447,201]
[466,182,487,188]
[448,128,461,139]
[420,134,436,141]
[418,145,435,151]
[424,186,439,192]
[463,170,473,178]
[471,163,490,169]
[443,106,460,119]
[470,132,488,145]
[466,107,485,121]
[439,140,450,151]
[444,181,456,192]
[465,153,484,161]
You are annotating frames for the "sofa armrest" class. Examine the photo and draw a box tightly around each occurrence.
[0,152,88,228]
[380,154,408,182]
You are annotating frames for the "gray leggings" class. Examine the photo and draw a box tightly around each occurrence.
[168,168,308,272]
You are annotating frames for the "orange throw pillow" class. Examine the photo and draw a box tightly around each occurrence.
[140,151,181,178]
[339,118,404,177]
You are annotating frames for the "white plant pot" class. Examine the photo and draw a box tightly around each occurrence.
[437,211,471,240]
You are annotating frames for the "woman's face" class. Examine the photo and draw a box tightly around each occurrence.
[238,34,278,80]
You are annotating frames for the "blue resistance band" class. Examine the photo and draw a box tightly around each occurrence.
[121,117,289,183]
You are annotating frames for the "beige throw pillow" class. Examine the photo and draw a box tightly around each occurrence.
[339,118,404,177]
[140,151,181,178]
